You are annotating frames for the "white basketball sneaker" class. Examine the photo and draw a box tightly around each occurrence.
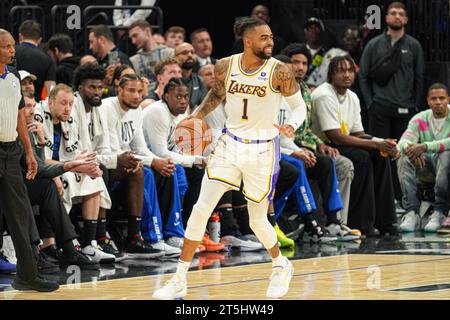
[399,210,420,232]
[152,274,187,300]
[82,240,116,264]
[266,257,294,299]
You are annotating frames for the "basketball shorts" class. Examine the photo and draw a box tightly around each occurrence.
[206,130,281,204]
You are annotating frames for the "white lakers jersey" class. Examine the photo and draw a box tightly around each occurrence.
[224,53,282,140]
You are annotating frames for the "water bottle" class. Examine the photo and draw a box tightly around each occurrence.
[208,211,221,243]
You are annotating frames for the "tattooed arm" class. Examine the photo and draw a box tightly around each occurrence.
[272,62,306,137]
[192,57,230,120]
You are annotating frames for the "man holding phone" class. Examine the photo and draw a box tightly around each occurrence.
[88,25,132,88]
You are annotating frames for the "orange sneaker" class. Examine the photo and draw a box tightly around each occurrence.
[196,244,206,253]
[201,234,225,252]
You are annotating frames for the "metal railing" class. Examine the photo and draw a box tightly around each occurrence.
[8,5,45,39]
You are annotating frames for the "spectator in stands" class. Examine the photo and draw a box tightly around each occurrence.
[72,64,179,258]
[22,93,100,270]
[128,20,174,82]
[175,42,207,111]
[231,5,285,55]
[153,33,166,46]
[164,26,185,49]
[274,53,359,241]
[15,20,56,101]
[303,17,329,89]
[19,70,36,97]
[342,25,368,129]
[113,0,156,28]
[359,2,424,204]
[397,83,450,233]
[88,24,132,69]
[145,58,182,104]
[79,54,98,66]
[34,84,115,264]
[281,43,356,236]
[44,33,80,86]
[191,28,216,73]
[311,55,399,236]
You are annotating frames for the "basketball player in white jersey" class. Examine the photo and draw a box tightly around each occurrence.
[153,18,306,300]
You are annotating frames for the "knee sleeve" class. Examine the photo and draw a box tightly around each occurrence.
[247,200,277,249]
[184,177,232,241]
[184,198,214,241]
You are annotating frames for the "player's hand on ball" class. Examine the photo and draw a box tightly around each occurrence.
[152,158,175,177]
[274,124,295,139]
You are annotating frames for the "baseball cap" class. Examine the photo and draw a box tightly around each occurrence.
[19,70,37,81]
[305,17,325,33]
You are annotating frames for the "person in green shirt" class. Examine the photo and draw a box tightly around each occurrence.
[397,83,450,233]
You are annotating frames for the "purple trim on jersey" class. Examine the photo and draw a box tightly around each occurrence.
[268,135,281,203]
[223,128,272,144]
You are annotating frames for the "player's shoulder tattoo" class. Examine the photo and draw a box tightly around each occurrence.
[273,62,299,96]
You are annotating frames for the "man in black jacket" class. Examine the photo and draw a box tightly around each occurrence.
[15,20,56,101]
[44,34,80,87]
[359,1,424,201]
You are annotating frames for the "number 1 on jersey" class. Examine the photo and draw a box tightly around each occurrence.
[242,98,249,121]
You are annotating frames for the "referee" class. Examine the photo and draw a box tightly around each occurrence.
[0,29,59,292]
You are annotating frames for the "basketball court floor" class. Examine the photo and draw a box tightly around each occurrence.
[2,232,450,300]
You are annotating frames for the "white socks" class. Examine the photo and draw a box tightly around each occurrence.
[272,253,287,269]
[175,259,191,280]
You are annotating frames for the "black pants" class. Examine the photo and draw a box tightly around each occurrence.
[305,153,336,215]
[0,142,37,281]
[182,166,204,226]
[25,177,77,247]
[369,101,415,200]
[337,146,396,232]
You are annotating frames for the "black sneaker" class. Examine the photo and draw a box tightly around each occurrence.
[303,215,337,243]
[97,237,126,262]
[379,224,399,237]
[59,250,100,270]
[362,227,381,237]
[124,235,165,259]
[12,275,59,292]
[37,252,60,274]
[40,244,61,261]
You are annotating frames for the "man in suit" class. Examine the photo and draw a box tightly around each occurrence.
[190,28,216,73]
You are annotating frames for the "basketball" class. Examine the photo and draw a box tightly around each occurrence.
[175,118,213,156]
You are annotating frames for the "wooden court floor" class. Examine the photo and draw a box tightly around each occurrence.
[2,254,450,300]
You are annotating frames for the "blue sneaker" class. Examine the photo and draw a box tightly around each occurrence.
[0,252,16,274]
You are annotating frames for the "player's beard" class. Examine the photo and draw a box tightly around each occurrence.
[85,95,102,107]
[254,48,271,60]
[122,100,139,109]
